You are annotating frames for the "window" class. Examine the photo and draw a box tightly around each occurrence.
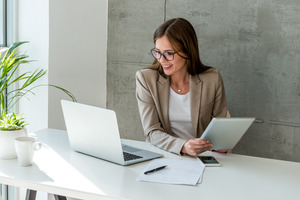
[1,0,15,47]
[0,0,6,46]
[1,1,16,199]
[0,0,6,196]
[1,0,17,113]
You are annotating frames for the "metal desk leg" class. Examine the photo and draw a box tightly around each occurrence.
[54,194,67,200]
[25,190,67,200]
[25,190,36,200]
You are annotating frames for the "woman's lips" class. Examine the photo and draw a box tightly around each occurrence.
[163,64,173,70]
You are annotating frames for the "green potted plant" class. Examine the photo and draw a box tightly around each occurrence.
[0,111,28,158]
[0,41,76,159]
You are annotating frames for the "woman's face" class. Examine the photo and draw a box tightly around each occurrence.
[155,35,188,76]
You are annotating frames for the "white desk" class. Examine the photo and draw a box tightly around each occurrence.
[0,128,299,200]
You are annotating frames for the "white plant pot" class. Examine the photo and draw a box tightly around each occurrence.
[0,129,27,159]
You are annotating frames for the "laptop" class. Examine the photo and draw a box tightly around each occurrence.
[200,117,255,150]
[61,100,163,165]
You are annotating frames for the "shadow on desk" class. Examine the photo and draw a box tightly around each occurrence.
[31,129,171,199]
[0,159,53,183]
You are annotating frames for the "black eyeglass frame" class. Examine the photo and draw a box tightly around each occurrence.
[150,48,182,61]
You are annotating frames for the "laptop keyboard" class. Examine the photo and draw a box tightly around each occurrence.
[123,152,142,161]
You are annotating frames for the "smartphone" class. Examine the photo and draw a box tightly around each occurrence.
[198,156,221,167]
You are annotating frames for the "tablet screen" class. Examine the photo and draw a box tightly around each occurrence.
[199,118,255,150]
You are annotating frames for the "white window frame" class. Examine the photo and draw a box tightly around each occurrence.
[0,0,6,46]
[1,0,18,200]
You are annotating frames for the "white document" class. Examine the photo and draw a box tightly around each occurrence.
[136,158,205,186]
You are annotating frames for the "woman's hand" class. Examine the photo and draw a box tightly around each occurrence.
[213,149,231,153]
[181,139,213,156]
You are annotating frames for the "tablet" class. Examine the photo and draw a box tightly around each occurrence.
[199,118,255,150]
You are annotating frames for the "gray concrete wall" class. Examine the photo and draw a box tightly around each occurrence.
[107,0,300,162]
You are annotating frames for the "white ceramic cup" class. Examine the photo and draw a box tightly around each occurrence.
[14,136,42,166]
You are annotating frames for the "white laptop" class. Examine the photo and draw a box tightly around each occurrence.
[200,118,255,150]
[61,100,163,165]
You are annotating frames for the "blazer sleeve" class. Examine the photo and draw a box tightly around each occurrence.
[212,70,229,118]
[135,70,187,155]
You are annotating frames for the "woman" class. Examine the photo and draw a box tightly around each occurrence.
[136,18,229,156]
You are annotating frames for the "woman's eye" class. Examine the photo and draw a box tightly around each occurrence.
[165,52,174,56]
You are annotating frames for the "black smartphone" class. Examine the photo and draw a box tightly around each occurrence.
[198,156,221,167]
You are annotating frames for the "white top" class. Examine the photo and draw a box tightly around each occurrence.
[0,129,300,200]
[169,88,194,139]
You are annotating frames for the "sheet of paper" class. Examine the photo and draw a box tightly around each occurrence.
[136,157,205,186]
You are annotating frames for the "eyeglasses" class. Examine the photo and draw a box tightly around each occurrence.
[150,48,181,61]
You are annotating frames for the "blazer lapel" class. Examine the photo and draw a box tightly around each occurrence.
[157,75,172,134]
[190,75,202,137]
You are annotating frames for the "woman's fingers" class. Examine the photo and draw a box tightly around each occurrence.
[182,139,213,156]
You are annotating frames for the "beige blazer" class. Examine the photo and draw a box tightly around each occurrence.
[136,67,228,155]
